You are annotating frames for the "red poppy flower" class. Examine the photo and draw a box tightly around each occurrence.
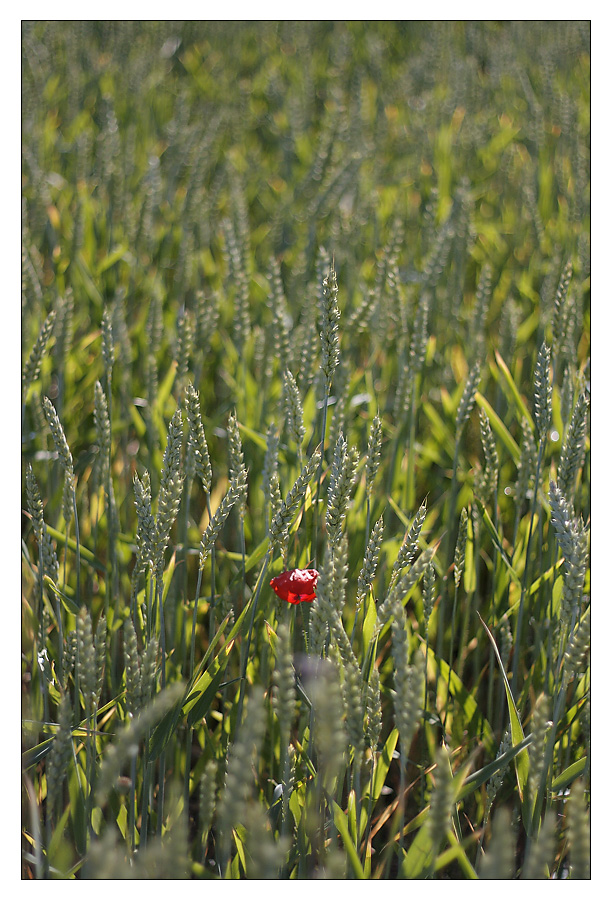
[270,568,319,604]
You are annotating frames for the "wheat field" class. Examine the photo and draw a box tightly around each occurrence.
[21,21,590,879]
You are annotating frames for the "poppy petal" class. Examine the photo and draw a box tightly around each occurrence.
[270,568,319,604]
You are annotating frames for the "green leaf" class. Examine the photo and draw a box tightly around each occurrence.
[400,821,435,879]
[236,420,268,452]
[157,360,177,411]
[148,693,184,761]
[74,254,104,307]
[475,390,520,462]
[457,733,534,801]
[48,804,73,871]
[402,755,472,878]
[347,789,358,845]
[45,527,106,574]
[422,400,455,460]
[244,536,270,574]
[361,594,378,656]
[233,825,247,874]
[160,554,176,607]
[192,611,232,676]
[366,728,398,805]
[95,244,130,276]
[128,402,147,438]
[332,800,365,878]
[478,614,530,823]
[526,558,564,599]
[185,647,231,726]
[289,782,304,827]
[436,828,479,878]
[493,350,535,432]
[22,737,54,770]
[222,595,253,645]
[386,494,411,529]
[550,757,587,793]
[43,575,80,615]
[68,760,87,857]
[426,647,496,753]
[474,498,521,586]
[149,602,251,760]
[464,511,476,594]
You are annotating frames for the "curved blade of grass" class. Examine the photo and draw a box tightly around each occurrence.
[475,391,520,462]
[464,511,476,593]
[422,399,455,460]
[43,575,80,615]
[457,733,534,801]
[244,536,270,574]
[46,526,106,575]
[95,244,130,276]
[361,595,378,659]
[68,759,87,857]
[150,602,251,759]
[48,804,72,866]
[332,799,366,878]
[363,728,399,805]
[386,494,411,529]
[436,828,478,878]
[185,647,231,726]
[157,359,177,411]
[400,820,435,878]
[347,789,358,844]
[550,757,587,794]
[74,254,104,306]
[493,350,535,432]
[474,498,521,586]
[526,557,564,599]
[478,613,530,815]
[426,646,496,753]
[22,737,54,769]
[189,610,234,685]
[160,553,176,607]
[233,825,247,874]
[129,403,147,438]
[400,753,472,878]
[234,420,268,452]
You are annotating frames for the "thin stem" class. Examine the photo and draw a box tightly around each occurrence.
[72,490,81,608]
[156,568,167,834]
[128,752,137,860]
[202,494,216,639]
[85,703,95,842]
[312,387,330,568]
[36,530,49,729]
[442,581,460,732]
[178,472,193,671]
[24,770,44,879]
[236,549,271,729]
[157,570,166,690]
[405,372,420,512]
[55,594,64,688]
[397,749,407,856]
[445,436,462,572]
[189,566,204,680]
[362,755,377,865]
[512,437,545,697]
[529,682,566,845]
[140,736,152,851]
[185,563,204,810]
